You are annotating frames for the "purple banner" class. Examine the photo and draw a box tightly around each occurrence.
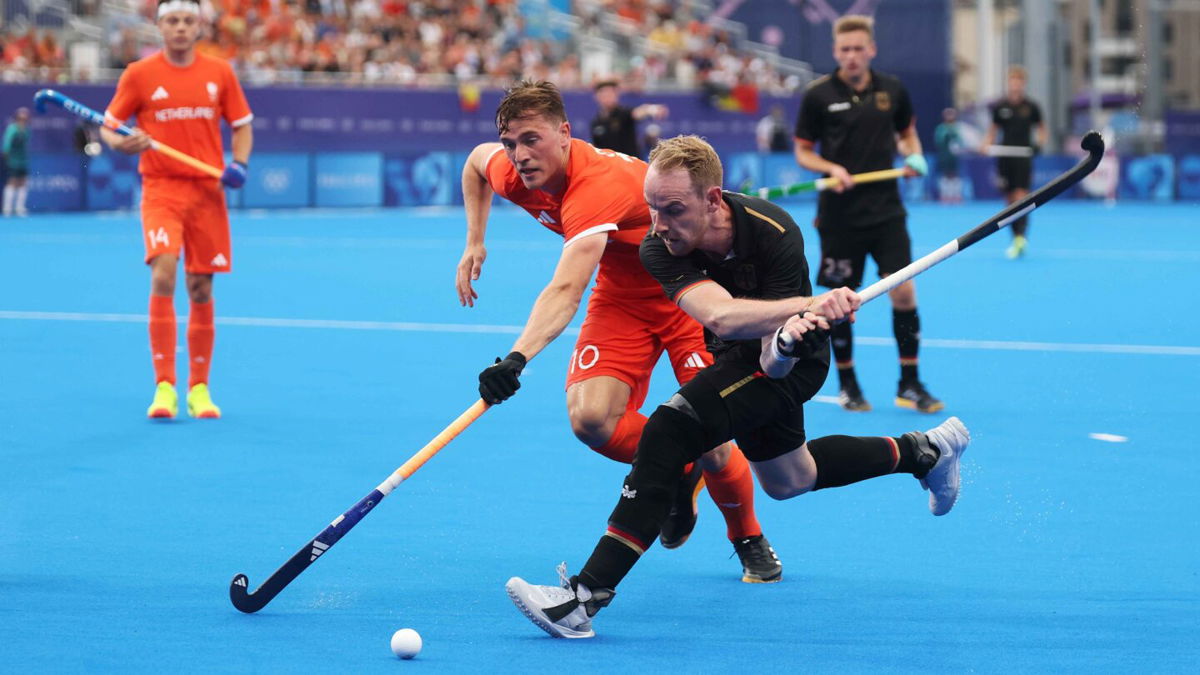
[2,83,786,156]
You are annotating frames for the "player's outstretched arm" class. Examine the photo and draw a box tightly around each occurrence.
[476,234,606,405]
[458,143,502,307]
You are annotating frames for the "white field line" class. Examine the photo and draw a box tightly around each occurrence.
[3,310,1200,356]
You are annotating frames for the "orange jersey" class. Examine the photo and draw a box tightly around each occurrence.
[485,138,659,297]
[105,52,253,179]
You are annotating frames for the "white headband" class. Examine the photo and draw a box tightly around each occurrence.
[157,1,200,18]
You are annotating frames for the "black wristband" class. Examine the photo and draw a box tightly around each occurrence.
[505,351,527,368]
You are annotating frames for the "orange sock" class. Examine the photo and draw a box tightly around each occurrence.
[593,410,647,464]
[148,294,176,385]
[702,444,762,540]
[187,300,215,387]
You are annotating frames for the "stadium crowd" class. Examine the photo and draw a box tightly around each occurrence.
[1,0,801,94]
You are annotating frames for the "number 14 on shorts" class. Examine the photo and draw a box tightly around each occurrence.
[148,227,171,249]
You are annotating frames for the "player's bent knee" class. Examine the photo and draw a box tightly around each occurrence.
[760,481,811,501]
[570,410,618,448]
[631,405,705,477]
[699,442,731,472]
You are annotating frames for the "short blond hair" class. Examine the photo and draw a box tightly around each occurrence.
[833,14,874,40]
[648,135,723,195]
[1007,65,1028,81]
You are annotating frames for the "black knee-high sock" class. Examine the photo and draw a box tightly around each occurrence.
[807,434,926,489]
[831,321,857,386]
[893,308,920,382]
[580,406,706,590]
[1012,214,1029,238]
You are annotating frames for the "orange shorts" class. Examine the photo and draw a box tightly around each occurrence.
[140,176,232,274]
[566,290,713,412]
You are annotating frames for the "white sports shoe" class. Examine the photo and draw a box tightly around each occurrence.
[919,416,971,516]
[505,563,612,639]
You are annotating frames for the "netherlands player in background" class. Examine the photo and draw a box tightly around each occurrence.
[101,0,253,419]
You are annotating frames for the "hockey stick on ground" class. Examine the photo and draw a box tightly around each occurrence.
[229,399,489,613]
[778,131,1104,350]
[33,88,224,179]
[741,167,909,200]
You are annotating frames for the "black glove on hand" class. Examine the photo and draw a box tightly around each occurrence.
[776,323,830,361]
[478,351,527,404]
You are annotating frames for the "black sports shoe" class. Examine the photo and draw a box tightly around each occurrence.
[895,380,945,413]
[733,534,782,583]
[838,380,872,412]
[659,463,705,549]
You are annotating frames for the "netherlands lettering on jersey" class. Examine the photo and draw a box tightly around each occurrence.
[154,106,216,122]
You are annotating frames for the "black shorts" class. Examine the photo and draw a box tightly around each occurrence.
[815,216,912,289]
[5,167,27,180]
[674,341,830,462]
[997,157,1032,191]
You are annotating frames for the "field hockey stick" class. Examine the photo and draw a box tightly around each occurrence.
[778,131,1104,350]
[741,167,909,200]
[229,399,490,613]
[984,144,1035,158]
[33,88,224,179]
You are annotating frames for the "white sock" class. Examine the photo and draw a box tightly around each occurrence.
[2,185,12,215]
[15,185,28,213]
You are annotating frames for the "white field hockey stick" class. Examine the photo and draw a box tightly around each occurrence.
[984,144,1035,158]
[776,131,1104,353]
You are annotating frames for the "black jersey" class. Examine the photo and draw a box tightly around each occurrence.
[990,97,1042,148]
[794,69,914,228]
[591,105,640,158]
[640,192,813,356]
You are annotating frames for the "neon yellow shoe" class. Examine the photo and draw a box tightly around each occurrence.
[1006,235,1027,259]
[187,383,222,419]
[147,381,178,419]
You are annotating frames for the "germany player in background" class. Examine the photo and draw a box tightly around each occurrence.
[793,15,943,414]
[504,135,971,639]
[457,81,782,582]
[101,0,253,419]
[983,66,1047,259]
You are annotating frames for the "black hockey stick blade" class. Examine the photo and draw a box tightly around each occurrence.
[229,487,385,613]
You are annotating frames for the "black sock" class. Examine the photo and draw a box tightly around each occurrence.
[893,308,920,382]
[831,321,856,386]
[1012,215,1029,238]
[807,434,929,489]
[579,535,642,590]
[579,406,706,590]
[893,433,934,475]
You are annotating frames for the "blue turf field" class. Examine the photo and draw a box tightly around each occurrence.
[2,201,1197,672]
